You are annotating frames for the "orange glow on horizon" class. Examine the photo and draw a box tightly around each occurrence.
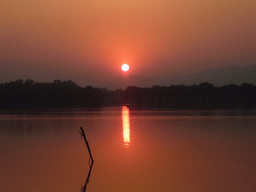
[1,0,255,87]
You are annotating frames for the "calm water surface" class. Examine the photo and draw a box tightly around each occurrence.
[1,107,256,192]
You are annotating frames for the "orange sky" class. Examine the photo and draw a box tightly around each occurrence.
[1,0,255,89]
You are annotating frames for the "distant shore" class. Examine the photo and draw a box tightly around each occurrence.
[1,79,256,109]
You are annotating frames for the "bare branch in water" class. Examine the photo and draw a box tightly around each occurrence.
[79,127,94,192]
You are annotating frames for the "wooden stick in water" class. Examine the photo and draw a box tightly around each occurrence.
[79,127,94,192]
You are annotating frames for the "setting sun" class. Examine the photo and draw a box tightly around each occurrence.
[121,64,129,72]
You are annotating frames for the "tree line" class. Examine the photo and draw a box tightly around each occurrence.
[0,79,102,109]
[0,80,256,109]
[123,83,256,108]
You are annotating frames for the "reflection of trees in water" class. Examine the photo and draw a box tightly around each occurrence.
[79,127,94,192]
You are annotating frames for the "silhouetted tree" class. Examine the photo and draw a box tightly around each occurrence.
[1,79,256,109]
[0,79,104,109]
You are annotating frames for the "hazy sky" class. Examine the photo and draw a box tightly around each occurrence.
[1,0,255,89]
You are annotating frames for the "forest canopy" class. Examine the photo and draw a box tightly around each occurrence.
[0,79,256,109]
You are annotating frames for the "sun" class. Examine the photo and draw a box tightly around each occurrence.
[121,64,129,72]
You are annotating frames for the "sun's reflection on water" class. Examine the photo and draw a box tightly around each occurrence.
[122,106,130,147]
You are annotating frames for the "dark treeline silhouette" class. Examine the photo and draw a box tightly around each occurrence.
[0,79,103,109]
[123,82,256,109]
[1,80,256,109]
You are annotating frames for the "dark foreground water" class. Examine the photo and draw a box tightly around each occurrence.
[1,107,256,192]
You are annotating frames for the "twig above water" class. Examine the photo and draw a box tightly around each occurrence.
[79,127,94,192]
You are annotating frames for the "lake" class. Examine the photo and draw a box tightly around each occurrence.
[1,106,256,192]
